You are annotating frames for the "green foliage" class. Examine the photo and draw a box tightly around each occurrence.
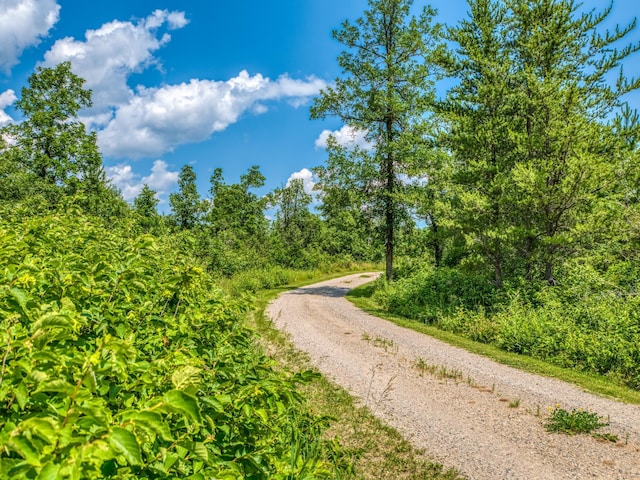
[169,165,206,230]
[311,0,443,281]
[436,0,640,286]
[133,185,163,233]
[373,258,640,389]
[0,62,125,218]
[545,407,609,436]
[0,209,338,478]
[269,179,327,269]
[373,266,498,324]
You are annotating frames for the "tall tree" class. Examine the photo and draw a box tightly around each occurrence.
[441,0,640,286]
[311,0,442,281]
[506,0,640,285]
[437,0,519,287]
[2,62,102,186]
[0,62,121,215]
[169,165,204,230]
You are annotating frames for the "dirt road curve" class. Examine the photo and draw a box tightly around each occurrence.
[267,273,640,480]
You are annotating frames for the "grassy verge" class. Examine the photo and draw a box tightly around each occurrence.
[347,282,640,405]
[249,271,464,480]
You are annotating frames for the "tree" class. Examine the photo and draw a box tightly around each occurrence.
[0,62,127,217]
[204,166,270,274]
[440,0,640,286]
[134,184,161,232]
[208,165,267,240]
[2,62,102,187]
[505,0,640,285]
[169,165,204,230]
[311,0,442,281]
[437,0,519,287]
[269,179,323,267]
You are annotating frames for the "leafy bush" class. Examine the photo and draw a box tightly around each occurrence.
[0,210,336,478]
[374,261,640,389]
[373,266,498,323]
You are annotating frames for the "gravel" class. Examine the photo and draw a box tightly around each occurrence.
[266,273,640,480]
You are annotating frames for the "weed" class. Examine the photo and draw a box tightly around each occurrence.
[508,398,521,408]
[413,358,462,381]
[372,336,398,354]
[593,432,619,443]
[545,406,609,435]
[437,366,463,381]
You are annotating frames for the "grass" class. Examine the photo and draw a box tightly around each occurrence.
[414,357,463,382]
[249,270,463,480]
[347,282,640,405]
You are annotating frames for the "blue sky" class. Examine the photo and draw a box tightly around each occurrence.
[1,0,639,211]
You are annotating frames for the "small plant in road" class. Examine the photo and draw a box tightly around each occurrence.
[545,406,609,435]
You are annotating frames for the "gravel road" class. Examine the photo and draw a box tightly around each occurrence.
[266,273,640,480]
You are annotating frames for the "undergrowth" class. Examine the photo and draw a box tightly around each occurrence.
[372,263,640,391]
[0,208,344,478]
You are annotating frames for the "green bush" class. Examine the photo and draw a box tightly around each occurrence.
[0,210,337,478]
[374,260,640,390]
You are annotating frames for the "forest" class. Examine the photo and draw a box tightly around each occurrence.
[1,0,639,478]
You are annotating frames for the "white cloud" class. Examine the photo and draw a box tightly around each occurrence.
[287,168,316,195]
[0,0,60,72]
[315,125,373,150]
[42,9,188,114]
[107,159,179,201]
[0,89,17,126]
[99,70,327,158]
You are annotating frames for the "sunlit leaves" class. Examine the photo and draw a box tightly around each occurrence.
[0,209,334,478]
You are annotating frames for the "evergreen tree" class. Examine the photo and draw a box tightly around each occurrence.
[134,184,161,232]
[441,0,640,286]
[169,165,204,230]
[311,0,443,281]
[506,0,640,285]
[437,0,518,287]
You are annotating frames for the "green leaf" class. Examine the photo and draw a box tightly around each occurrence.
[35,379,74,395]
[30,314,73,334]
[121,411,172,442]
[19,418,58,445]
[36,462,61,480]
[163,389,201,422]
[171,365,202,390]
[107,427,142,466]
[11,435,40,465]
[193,442,208,462]
[9,288,29,313]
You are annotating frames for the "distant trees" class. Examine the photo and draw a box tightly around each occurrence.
[134,184,162,232]
[169,165,205,230]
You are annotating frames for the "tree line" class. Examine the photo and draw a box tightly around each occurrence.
[1,0,639,288]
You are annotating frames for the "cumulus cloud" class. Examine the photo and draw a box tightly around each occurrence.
[42,9,188,113]
[107,159,179,201]
[287,168,317,195]
[0,0,60,72]
[37,10,325,159]
[315,125,373,150]
[99,70,327,158]
[0,89,17,126]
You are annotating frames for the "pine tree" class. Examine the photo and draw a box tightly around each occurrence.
[311,0,442,281]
